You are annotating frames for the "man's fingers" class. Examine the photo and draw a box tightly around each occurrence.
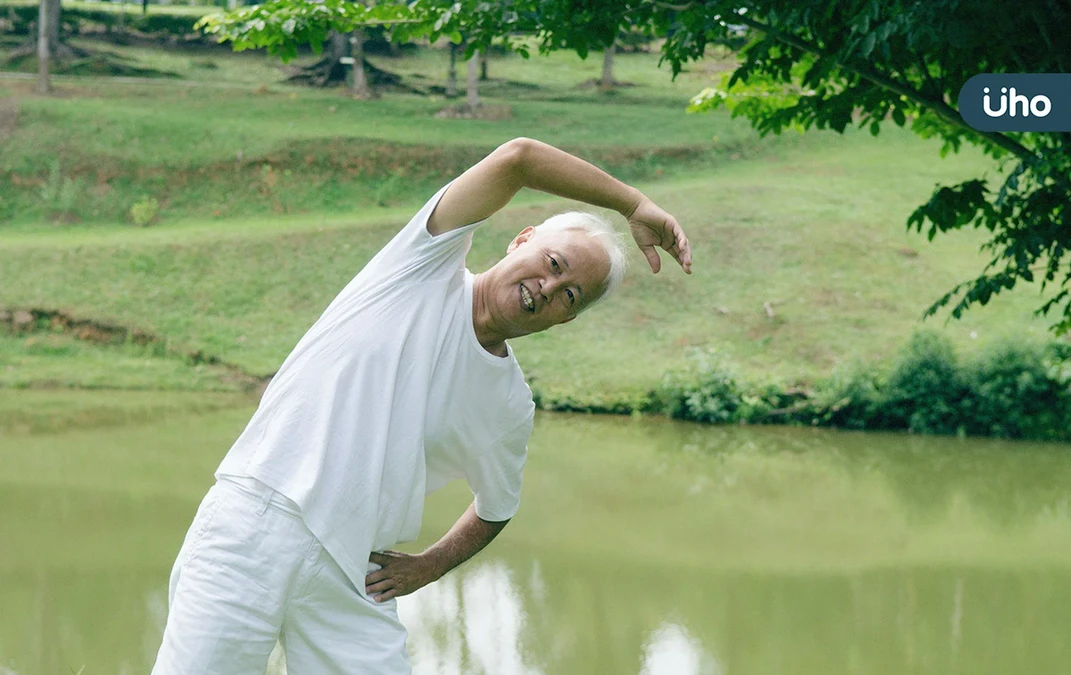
[369,551,394,566]
[366,579,394,595]
[641,244,661,274]
[671,234,692,273]
[365,568,388,585]
[374,588,400,603]
[659,219,692,274]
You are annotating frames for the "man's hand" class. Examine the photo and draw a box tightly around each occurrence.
[627,197,692,275]
[365,550,441,603]
[364,503,508,603]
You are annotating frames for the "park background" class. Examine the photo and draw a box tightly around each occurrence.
[1,1,1071,674]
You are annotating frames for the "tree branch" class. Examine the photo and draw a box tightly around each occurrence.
[731,13,1038,163]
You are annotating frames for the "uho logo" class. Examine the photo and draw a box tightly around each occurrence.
[958,74,1070,132]
[982,87,1051,118]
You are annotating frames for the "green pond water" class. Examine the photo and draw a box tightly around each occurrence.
[2,390,1071,674]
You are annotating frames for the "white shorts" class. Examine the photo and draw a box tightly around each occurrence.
[152,476,411,675]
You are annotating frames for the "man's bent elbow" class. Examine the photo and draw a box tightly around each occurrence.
[496,137,536,177]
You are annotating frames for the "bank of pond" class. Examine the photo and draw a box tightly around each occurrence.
[538,331,1071,443]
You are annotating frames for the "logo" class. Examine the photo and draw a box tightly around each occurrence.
[983,87,1051,118]
[958,74,1071,132]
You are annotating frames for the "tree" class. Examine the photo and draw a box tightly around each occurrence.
[677,1,1071,334]
[446,41,459,97]
[198,0,417,89]
[349,28,374,98]
[466,48,480,109]
[509,0,1071,333]
[11,0,65,87]
[599,38,616,91]
[36,0,50,94]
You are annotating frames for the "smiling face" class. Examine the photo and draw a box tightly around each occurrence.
[475,225,613,341]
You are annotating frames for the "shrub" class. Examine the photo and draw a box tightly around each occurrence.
[813,360,885,430]
[650,332,1071,440]
[654,348,748,423]
[881,331,967,434]
[39,161,82,222]
[961,340,1071,440]
[129,197,160,227]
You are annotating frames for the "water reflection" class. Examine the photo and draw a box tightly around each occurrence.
[402,562,540,675]
[399,557,1071,675]
[3,403,1071,674]
[639,622,720,675]
[634,418,1071,527]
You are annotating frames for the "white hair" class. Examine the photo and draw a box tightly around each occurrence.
[532,211,629,311]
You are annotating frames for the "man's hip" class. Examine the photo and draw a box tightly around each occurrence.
[151,476,410,675]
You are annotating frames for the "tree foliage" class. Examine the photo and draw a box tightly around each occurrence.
[672,0,1071,333]
[196,0,418,61]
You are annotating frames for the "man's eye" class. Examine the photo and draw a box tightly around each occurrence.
[566,289,575,304]
[550,257,560,271]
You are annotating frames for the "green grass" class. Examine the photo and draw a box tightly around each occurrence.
[0,40,1064,402]
[0,128,1060,402]
[0,332,247,391]
[0,39,755,227]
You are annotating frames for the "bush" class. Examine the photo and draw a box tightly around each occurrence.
[650,348,792,424]
[39,161,83,222]
[961,340,1071,440]
[881,331,967,434]
[811,332,1071,440]
[129,196,160,227]
[813,360,885,430]
[654,349,745,423]
[656,332,1071,441]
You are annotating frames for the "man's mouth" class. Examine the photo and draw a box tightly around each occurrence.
[520,283,535,312]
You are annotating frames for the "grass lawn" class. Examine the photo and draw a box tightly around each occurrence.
[0,40,1064,405]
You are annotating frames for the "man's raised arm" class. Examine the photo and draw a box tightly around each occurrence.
[428,137,692,274]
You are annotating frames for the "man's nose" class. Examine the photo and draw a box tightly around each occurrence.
[542,276,564,299]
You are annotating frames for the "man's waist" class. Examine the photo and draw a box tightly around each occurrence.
[217,473,302,518]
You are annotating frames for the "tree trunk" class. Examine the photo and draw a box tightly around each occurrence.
[479,48,488,81]
[36,0,50,94]
[349,29,374,99]
[446,42,458,97]
[599,40,616,91]
[466,50,480,110]
[45,0,59,54]
[320,30,346,87]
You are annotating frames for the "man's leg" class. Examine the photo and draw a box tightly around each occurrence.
[152,479,316,675]
[282,547,412,675]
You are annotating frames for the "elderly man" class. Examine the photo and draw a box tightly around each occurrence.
[152,137,691,674]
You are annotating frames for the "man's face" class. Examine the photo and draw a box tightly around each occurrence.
[487,226,612,338]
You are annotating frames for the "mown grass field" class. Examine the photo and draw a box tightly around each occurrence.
[0,39,1063,408]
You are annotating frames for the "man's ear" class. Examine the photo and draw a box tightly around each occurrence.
[506,226,536,254]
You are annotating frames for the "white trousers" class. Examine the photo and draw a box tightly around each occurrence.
[152,476,411,675]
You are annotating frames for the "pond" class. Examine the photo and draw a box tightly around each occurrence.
[1,391,1070,674]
